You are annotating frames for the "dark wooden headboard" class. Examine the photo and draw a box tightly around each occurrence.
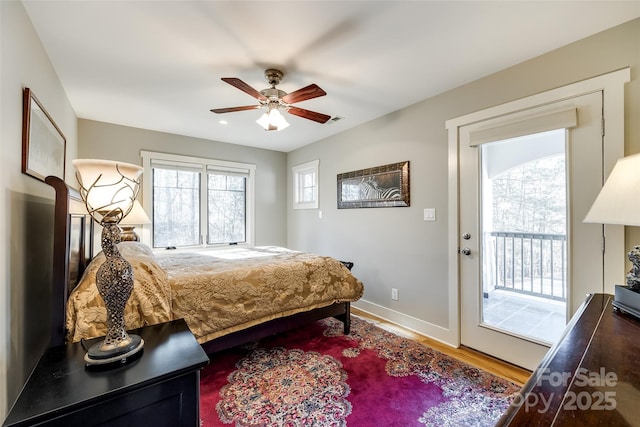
[46,176,94,347]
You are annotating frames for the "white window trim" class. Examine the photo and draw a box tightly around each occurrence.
[141,150,256,247]
[292,160,319,210]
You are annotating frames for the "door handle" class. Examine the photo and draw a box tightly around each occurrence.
[460,247,471,256]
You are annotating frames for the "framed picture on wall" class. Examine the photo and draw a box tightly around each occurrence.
[337,161,410,208]
[22,87,66,182]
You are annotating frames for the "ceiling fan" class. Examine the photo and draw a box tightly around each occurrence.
[211,69,331,131]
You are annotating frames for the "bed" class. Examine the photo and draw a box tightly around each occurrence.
[46,176,363,353]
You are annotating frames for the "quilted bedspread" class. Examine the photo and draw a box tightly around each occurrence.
[66,243,363,344]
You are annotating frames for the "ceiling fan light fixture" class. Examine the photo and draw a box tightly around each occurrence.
[213,68,329,128]
[257,105,289,131]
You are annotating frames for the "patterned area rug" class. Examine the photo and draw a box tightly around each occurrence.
[200,316,519,426]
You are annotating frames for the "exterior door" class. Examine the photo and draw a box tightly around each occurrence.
[459,92,604,370]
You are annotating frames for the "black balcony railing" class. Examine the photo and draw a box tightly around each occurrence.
[487,231,566,301]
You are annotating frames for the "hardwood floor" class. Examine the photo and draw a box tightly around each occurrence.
[351,307,532,386]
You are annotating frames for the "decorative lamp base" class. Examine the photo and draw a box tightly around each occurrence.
[85,334,144,367]
[612,285,640,321]
[119,226,140,242]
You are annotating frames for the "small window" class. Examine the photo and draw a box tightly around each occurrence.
[292,160,319,209]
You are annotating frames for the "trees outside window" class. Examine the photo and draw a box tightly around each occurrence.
[142,151,255,249]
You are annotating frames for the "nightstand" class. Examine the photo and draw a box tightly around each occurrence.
[3,319,209,427]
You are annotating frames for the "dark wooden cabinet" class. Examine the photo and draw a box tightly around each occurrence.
[498,293,640,426]
[3,319,209,427]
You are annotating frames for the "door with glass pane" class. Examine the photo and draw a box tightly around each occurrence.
[459,92,604,370]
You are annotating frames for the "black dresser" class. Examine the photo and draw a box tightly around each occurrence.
[498,293,640,426]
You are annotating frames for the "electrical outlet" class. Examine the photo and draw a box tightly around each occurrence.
[391,288,399,301]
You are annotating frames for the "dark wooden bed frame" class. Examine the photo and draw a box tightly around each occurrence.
[46,175,352,352]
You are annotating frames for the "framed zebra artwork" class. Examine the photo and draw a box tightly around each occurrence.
[337,161,410,209]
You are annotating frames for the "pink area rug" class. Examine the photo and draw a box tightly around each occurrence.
[199,316,519,426]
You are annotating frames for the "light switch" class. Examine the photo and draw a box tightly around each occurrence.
[424,208,436,221]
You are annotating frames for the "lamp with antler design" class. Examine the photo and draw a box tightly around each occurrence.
[73,159,144,366]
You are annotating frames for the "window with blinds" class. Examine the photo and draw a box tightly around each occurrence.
[207,170,246,245]
[141,151,255,248]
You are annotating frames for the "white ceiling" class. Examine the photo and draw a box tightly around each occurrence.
[23,1,640,153]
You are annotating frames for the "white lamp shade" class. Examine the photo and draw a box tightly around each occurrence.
[584,153,640,226]
[120,200,151,225]
[256,107,290,131]
[269,109,290,130]
[256,112,270,129]
[73,159,143,221]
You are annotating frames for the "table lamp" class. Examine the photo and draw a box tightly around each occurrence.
[73,158,145,366]
[584,153,640,318]
[119,201,150,242]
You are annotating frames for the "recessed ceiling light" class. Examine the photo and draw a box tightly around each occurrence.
[219,120,228,125]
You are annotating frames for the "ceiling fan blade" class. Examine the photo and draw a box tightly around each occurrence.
[287,106,331,124]
[210,105,260,114]
[221,77,267,101]
[281,84,326,104]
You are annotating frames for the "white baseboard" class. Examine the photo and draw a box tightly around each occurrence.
[352,299,457,348]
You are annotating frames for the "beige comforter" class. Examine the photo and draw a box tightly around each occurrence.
[66,243,363,344]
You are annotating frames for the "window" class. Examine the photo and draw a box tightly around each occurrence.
[207,171,246,244]
[152,166,201,247]
[141,151,255,248]
[292,160,319,209]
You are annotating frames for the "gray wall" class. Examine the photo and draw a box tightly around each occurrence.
[0,0,78,418]
[287,18,640,336]
[78,120,288,247]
